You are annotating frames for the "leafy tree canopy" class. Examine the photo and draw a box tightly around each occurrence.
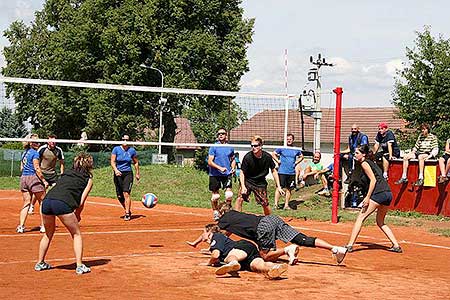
[393,27,450,150]
[2,0,254,149]
[0,107,28,138]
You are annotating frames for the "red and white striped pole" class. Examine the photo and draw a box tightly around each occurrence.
[332,87,343,223]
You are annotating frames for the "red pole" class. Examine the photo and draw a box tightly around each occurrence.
[332,87,343,223]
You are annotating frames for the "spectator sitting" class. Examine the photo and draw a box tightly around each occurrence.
[438,138,450,184]
[395,123,438,187]
[340,124,369,184]
[299,151,330,196]
[373,122,400,180]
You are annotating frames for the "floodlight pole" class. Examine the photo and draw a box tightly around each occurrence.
[140,63,165,154]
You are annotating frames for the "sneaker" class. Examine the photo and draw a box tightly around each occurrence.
[284,244,299,265]
[332,246,348,264]
[414,178,424,186]
[395,177,408,185]
[40,226,46,233]
[438,175,448,184]
[215,260,241,276]
[123,213,131,221]
[34,261,52,271]
[266,263,288,279]
[16,225,25,233]
[317,189,330,196]
[387,246,403,253]
[345,245,353,253]
[28,204,34,215]
[76,264,91,275]
[213,210,221,221]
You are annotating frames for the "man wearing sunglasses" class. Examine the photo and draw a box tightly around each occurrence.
[235,136,284,215]
[208,128,236,220]
[340,124,369,184]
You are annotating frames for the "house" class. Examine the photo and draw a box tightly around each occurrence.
[229,107,406,153]
[174,117,200,165]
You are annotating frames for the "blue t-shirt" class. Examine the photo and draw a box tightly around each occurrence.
[208,144,235,177]
[21,149,40,176]
[274,147,302,175]
[112,146,137,172]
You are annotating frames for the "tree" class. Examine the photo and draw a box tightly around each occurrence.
[393,28,450,149]
[0,107,28,138]
[2,0,254,152]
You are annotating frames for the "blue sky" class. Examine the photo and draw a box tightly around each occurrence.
[1,0,449,107]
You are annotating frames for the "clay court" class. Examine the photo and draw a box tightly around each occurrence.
[1,190,449,300]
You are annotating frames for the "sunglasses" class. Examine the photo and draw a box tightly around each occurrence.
[122,138,129,141]
[351,128,358,130]
[217,132,227,136]
[251,144,260,148]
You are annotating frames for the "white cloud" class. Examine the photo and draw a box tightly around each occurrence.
[241,79,265,88]
[385,59,404,77]
[14,0,36,20]
[328,57,353,74]
[362,64,380,73]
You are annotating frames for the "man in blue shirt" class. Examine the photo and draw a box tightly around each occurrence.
[340,124,368,184]
[271,134,303,209]
[208,128,236,220]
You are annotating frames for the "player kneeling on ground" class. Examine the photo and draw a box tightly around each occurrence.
[202,224,288,279]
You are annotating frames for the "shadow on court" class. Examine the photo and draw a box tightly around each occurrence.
[55,258,111,270]
[349,242,391,252]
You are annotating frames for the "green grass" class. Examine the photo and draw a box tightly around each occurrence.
[1,164,449,228]
[429,228,450,237]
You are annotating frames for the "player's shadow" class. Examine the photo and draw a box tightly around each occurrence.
[350,242,390,252]
[119,214,145,220]
[55,258,110,270]
[297,260,346,267]
[287,200,304,210]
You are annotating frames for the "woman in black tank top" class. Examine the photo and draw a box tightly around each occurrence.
[346,145,402,253]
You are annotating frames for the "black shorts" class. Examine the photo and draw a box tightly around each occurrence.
[279,174,296,190]
[42,198,73,215]
[234,240,260,271]
[209,176,232,192]
[441,153,450,165]
[371,191,392,206]
[114,171,134,199]
[415,152,430,159]
[43,172,59,186]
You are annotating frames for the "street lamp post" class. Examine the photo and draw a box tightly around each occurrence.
[140,63,165,154]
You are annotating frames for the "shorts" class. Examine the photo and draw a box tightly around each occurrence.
[256,215,299,250]
[441,153,450,165]
[43,172,59,186]
[209,175,232,192]
[279,174,296,190]
[42,198,74,215]
[415,152,431,159]
[233,240,260,271]
[371,191,392,206]
[238,183,269,207]
[20,175,45,193]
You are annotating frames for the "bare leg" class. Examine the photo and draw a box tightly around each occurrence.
[274,189,281,208]
[58,213,84,266]
[234,197,243,212]
[402,157,410,178]
[37,214,56,263]
[34,191,46,228]
[262,205,271,216]
[347,200,379,246]
[259,248,286,262]
[382,157,389,174]
[418,154,427,178]
[19,191,32,227]
[123,192,132,215]
[283,189,291,209]
[376,205,400,248]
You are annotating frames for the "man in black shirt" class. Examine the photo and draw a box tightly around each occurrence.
[235,135,284,215]
[373,122,400,179]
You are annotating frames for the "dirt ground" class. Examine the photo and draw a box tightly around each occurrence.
[1,190,449,300]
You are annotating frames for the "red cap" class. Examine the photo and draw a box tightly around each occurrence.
[378,122,388,129]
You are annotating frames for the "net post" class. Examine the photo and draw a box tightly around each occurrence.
[332,87,343,224]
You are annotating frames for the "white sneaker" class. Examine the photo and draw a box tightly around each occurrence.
[215,260,240,276]
[75,264,91,275]
[40,226,46,233]
[28,204,34,215]
[284,244,299,265]
[317,189,330,196]
[16,225,25,233]
[266,263,288,279]
[213,210,221,221]
[332,246,348,265]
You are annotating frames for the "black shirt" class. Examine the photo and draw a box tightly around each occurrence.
[217,210,263,241]
[241,150,276,188]
[375,130,400,157]
[45,169,91,209]
[209,233,236,261]
[360,160,391,195]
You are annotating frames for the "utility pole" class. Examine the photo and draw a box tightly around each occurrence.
[306,54,333,151]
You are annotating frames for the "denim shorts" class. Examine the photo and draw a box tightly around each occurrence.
[42,198,74,215]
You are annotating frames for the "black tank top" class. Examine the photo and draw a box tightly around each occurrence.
[45,169,91,209]
[360,159,391,195]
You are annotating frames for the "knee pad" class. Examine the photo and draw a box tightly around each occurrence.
[225,190,233,199]
[211,194,220,202]
[292,233,316,247]
[117,193,125,204]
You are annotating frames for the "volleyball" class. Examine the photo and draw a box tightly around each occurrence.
[142,193,158,208]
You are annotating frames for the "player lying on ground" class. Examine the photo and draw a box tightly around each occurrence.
[201,224,288,279]
[188,203,348,265]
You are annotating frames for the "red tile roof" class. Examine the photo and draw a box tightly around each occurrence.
[229,107,406,144]
[174,117,200,149]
